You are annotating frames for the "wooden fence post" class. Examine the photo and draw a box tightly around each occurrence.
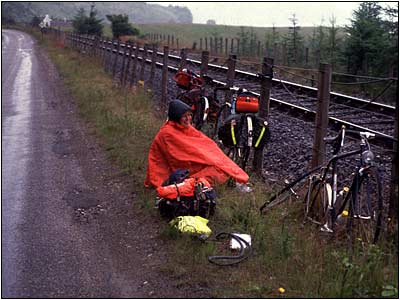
[161,46,169,106]
[119,42,128,85]
[225,38,228,56]
[95,36,101,57]
[107,39,114,72]
[140,44,148,83]
[311,63,332,168]
[86,35,91,54]
[316,49,321,68]
[112,40,120,78]
[130,42,139,87]
[200,38,203,50]
[210,37,213,54]
[81,34,85,53]
[149,44,157,87]
[91,35,95,56]
[200,51,209,86]
[205,37,208,50]
[178,48,187,71]
[305,47,309,65]
[259,57,273,119]
[225,54,236,101]
[76,33,80,50]
[236,38,240,55]
[253,57,274,174]
[122,42,132,87]
[102,38,108,70]
[105,39,114,73]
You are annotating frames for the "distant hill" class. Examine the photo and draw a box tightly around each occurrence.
[1,2,193,24]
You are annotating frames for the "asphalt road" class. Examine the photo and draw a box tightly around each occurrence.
[2,29,202,298]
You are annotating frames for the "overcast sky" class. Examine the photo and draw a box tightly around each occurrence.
[152,1,397,27]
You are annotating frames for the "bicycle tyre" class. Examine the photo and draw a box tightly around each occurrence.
[240,146,251,170]
[228,145,251,170]
[229,115,251,170]
[346,166,383,245]
[304,179,333,229]
[192,96,207,130]
[214,103,231,139]
[262,192,294,211]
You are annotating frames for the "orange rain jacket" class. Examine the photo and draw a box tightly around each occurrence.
[144,121,249,188]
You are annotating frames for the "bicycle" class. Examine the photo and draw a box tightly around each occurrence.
[213,86,269,171]
[173,68,219,132]
[260,126,384,246]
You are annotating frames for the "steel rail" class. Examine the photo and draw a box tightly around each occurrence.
[72,36,397,149]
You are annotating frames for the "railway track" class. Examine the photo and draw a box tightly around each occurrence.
[67,34,396,207]
[72,36,397,150]
[163,52,396,149]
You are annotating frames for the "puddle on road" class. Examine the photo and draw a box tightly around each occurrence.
[52,142,72,156]
[63,188,105,224]
[63,188,99,209]
[52,129,73,156]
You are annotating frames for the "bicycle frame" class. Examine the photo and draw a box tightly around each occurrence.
[214,87,268,170]
[177,84,216,130]
[304,129,376,233]
[307,148,363,231]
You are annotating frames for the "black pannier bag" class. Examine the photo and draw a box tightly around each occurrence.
[217,114,270,149]
[156,169,217,220]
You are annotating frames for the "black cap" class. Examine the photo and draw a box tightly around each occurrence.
[168,100,192,122]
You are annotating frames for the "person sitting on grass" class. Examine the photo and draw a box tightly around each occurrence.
[144,99,251,192]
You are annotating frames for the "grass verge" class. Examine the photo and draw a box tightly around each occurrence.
[31,28,398,298]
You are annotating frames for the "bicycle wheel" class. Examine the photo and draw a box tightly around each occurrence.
[192,96,208,130]
[304,178,334,231]
[347,166,383,245]
[261,190,296,212]
[214,103,231,139]
[229,145,251,170]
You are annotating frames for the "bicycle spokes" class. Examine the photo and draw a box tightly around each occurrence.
[348,169,383,245]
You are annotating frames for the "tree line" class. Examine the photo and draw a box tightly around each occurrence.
[70,4,140,39]
[236,2,398,79]
[19,2,398,80]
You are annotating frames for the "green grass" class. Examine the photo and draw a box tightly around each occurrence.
[134,23,340,48]
[31,28,398,298]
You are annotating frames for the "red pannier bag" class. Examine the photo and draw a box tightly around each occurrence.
[156,177,211,199]
[173,69,203,90]
[236,92,259,113]
[155,177,217,219]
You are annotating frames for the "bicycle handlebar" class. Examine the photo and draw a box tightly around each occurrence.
[213,86,249,102]
[347,130,375,140]
[324,126,345,155]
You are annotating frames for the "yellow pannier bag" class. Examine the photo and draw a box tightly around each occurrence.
[169,216,212,238]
